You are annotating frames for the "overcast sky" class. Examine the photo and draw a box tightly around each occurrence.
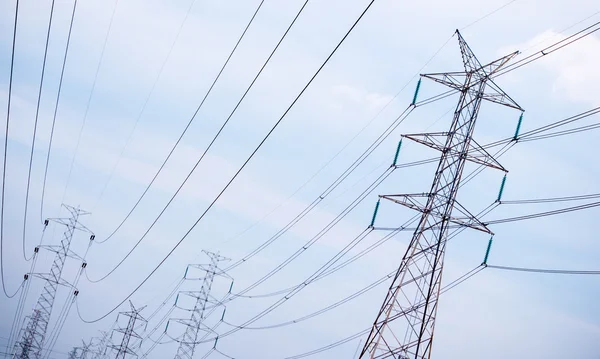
[1,0,599,358]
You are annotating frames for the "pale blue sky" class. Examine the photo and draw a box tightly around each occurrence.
[0,0,599,358]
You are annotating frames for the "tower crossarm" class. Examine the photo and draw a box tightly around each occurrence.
[402,133,507,172]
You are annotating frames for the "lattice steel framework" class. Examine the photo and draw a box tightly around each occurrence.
[12,205,92,359]
[172,251,230,359]
[359,31,523,359]
[90,330,112,359]
[68,347,78,359]
[69,340,92,359]
[109,302,147,359]
[12,310,43,359]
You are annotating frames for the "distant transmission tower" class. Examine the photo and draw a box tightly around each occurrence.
[109,302,147,359]
[80,341,92,359]
[171,251,230,359]
[69,340,92,359]
[90,330,112,359]
[359,31,523,359]
[68,347,78,359]
[12,205,93,359]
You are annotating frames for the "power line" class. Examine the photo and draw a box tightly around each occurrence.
[85,0,309,283]
[93,0,267,245]
[485,200,600,225]
[494,20,600,78]
[221,106,413,274]
[60,0,121,205]
[1,0,20,299]
[486,264,600,275]
[75,0,377,323]
[216,265,485,359]
[22,0,56,261]
[459,0,518,30]
[40,0,79,221]
[85,8,600,330]
[91,0,201,213]
[500,192,600,205]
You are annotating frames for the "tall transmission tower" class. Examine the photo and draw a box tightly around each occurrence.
[12,205,93,359]
[359,31,523,359]
[109,302,147,359]
[171,251,230,359]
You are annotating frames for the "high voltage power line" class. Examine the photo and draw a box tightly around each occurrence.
[39,0,78,223]
[74,0,379,323]
[119,24,600,358]
[91,0,201,213]
[79,16,600,303]
[59,0,120,206]
[71,14,600,344]
[21,0,56,262]
[90,0,267,245]
[1,0,20,299]
[85,0,310,282]
[3,1,600,358]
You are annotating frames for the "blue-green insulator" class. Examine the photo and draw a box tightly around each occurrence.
[184,266,189,279]
[165,321,169,332]
[513,112,524,140]
[411,78,422,105]
[221,308,226,321]
[483,236,494,265]
[175,293,179,305]
[497,175,507,202]
[213,337,219,349]
[392,140,403,166]
[228,280,234,293]
[369,199,381,228]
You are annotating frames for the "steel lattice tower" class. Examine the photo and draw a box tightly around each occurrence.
[12,205,92,359]
[359,31,523,359]
[109,302,147,359]
[91,330,112,359]
[69,340,92,359]
[12,310,43,359]
[68,347,78,359]
[172,251,230,359]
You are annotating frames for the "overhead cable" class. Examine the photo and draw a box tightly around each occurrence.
[75,0,377,322]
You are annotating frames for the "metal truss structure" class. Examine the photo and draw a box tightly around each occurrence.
[68,340,92,359]
[359,31,523,359]
[90,330,112,359]
[109,302,147,359]
[171,251,230,359]
[12,205,93,359]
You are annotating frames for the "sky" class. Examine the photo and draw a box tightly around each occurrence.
[0,0,599,358]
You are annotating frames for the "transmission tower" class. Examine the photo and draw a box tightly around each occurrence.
[359,31,523,359]
[12,309,43,359]
[68,347,78,359]
[170,251,230,359]
[69,340,92,359]
[109,302,147,359]
[12,205,93,359]
[90,330,112,359]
